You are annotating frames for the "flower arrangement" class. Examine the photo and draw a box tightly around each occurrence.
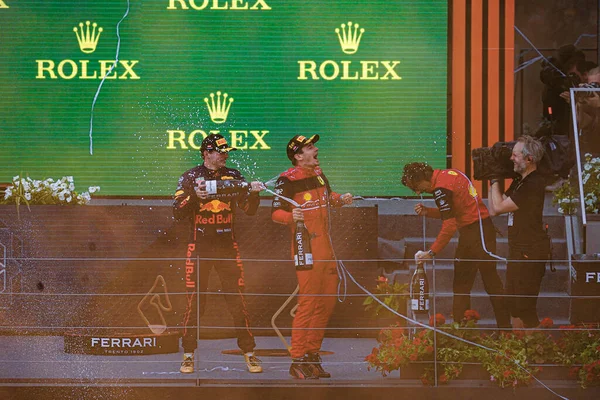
[365,312,600,388]
[555,323,600,388]
[366,310,488,385]
[553,153,600,215]
[362,276,409,319]
[1,175,100,215]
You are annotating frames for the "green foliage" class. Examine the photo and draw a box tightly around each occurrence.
[553,153,600,215]
[362,276,408,319]
[365,314,600,389]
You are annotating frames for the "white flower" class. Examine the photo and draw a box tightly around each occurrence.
[80,192,91,204]
[58,192,65,201]
[558,207,564,214]
[583,174,591,184]
[69,183,75,191]
[3,188,12,200]
[66,196,72,203]
[88,186,100,194]
[66,176,74,182]
[24,193,31,201]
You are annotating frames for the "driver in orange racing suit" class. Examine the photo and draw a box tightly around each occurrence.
[272,134,353,379]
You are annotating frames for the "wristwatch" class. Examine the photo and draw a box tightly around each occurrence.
[428,249,435,257]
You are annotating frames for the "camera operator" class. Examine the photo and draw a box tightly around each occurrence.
[488,135,550,329]
[570,67,600,155]
[540,45,586,135]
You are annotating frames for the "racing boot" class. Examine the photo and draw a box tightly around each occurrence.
[289,356,319,379]
[180,352,194,374]
[244,352,263,373]
[307,352,331,378]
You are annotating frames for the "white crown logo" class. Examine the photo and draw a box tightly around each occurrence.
[73,21,103,54]
[335,21,364,55]
[204,91,234,124]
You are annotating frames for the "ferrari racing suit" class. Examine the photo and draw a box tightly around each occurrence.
[271,166,344,359]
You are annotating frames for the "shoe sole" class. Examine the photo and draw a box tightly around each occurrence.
[290,370,318,379]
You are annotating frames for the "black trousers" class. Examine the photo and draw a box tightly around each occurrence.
[181,238,256,353]
[453,219,511,328]
[506,244,548,328]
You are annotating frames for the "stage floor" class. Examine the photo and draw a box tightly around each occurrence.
[1,335,598,400]
[0,335,395,385]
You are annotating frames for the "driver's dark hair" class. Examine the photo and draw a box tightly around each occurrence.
[401,162,434,190]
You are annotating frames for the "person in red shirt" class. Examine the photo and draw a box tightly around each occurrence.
[272,134,353,379]
[401,163,510,328]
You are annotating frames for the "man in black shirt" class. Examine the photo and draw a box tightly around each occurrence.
[488,135,550,329]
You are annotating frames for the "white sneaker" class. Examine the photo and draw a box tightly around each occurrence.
[180,352,194,374]
[244,352,263,373]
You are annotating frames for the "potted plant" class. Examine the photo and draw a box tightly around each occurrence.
[553,153,600,253]
[365,311,573,387]
[362,276,408,329]
[0,175,99,218]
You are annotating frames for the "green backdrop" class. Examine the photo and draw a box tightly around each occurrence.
[0,0,447,196]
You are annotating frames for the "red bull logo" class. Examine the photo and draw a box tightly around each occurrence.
[198,199,232,213]
[195,213,232,225]
[185,243,195,289]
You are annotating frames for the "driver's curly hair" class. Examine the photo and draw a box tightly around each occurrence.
[401,162,434,190]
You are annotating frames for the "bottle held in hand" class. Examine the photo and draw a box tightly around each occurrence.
[201,179,250,198]
[294,221,313,271]
[410,261,430,314]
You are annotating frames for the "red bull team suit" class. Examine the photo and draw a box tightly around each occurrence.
[174,165,259,354]
[429,169,510,328]
[271,166,345,359]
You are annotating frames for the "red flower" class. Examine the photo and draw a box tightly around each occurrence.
[503,370,513,378]
[512,330,526,339]
[376,276,388,284]
[559,325,575,330]
[539,317,553,329]
[390,327,405,339]
[463,309,480,321]
[409,352,418,361]
[439,374,448,383]
[425,345,434,353]
[429,313,446,326]
[371,347,379,356]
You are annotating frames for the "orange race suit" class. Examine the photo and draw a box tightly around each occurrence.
[271,165,344,359]
[174,164,259,353]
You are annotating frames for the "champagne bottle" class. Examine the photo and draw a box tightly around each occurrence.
[202,179,249,198]
[410,261,430,314]
[294,221,313,271]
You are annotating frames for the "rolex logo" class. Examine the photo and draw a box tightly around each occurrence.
[297,21,401,81]
[73,21,103,54]
[204,91,233,124]
[335,21,364,55]
[36,21,140,80]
